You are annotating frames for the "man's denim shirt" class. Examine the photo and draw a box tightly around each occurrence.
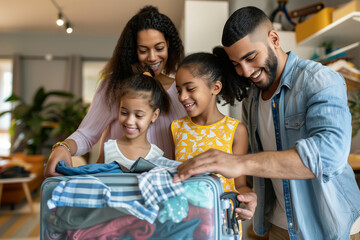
[242,52,360,239]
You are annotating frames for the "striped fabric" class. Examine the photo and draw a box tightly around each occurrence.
[47,175,159,223]
[148,156,182,168]
[47,157,184,223]
[138,166,184,209]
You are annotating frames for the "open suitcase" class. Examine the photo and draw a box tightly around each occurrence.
[40,172,241,240]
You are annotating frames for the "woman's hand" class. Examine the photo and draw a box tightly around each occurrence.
[44,145,72,178]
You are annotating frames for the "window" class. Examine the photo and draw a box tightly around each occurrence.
[82,61,107,104]
[0,59,13,156]
[82,60,107,163]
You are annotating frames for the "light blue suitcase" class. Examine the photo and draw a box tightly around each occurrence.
[40,172,241,240]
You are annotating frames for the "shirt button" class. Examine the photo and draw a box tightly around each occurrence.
[289,222,293,227]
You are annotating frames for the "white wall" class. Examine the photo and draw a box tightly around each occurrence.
[184,0,230,115]
[184,0,229,55]
[0,32,117,57]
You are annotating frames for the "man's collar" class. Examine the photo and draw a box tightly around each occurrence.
[280,51,297,90]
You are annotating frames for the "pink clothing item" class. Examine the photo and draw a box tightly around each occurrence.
[66,215,154,240]
[67,79,186,159]
[183,204,214,240]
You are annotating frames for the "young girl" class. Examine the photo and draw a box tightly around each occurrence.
[171,47,252,238]
[45,6,185,177]
[98,69,170,172]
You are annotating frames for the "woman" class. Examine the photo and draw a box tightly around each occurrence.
[45,6,186,177]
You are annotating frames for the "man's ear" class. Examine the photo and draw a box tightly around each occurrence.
[268,30,280,49]
[212,80,222,95]
[151,108,160,123]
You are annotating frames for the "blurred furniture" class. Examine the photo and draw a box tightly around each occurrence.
[0,153,45,208]
[0,173,37,215]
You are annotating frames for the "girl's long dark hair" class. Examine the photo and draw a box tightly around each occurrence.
[178,46,250,105]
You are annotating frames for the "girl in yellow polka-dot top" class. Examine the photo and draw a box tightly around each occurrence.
[172,115,241,192]
[171,48,253,239]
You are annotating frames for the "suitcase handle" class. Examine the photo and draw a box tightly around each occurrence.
[220,192,246,236]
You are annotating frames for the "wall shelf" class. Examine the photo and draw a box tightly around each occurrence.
[297,11,360,47]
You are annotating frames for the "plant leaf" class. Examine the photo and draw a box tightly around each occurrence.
[5,93,21,102]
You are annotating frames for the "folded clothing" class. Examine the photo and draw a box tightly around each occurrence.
[0,166,30,178]
[55,160,123,175]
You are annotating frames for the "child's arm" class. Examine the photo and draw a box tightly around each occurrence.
[169,124,175,160]
[97,147,105,163]
[232,122,251,193]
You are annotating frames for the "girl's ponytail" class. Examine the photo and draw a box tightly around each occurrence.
[213,46,250,105]
[118,65,170,114]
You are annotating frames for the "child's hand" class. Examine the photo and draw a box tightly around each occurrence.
[235,192,257,220]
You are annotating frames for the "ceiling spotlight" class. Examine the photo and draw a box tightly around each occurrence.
[56,12,64,26]
[65,22,73,34]
[51,0,74,34]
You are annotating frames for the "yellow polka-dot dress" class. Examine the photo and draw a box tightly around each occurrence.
[171,115,243,238]
[171,115,240,191]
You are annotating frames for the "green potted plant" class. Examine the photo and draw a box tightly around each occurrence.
[349,89,360,137]
[49,98,90,140]
[0,87,73,155]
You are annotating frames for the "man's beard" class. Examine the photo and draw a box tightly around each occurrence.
[257,46,278,91]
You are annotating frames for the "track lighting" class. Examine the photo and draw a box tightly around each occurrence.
[50,0,74,34]
[66,22,73,34]
[56,12,64,26]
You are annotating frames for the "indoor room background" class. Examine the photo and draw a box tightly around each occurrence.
[0,0,359,163]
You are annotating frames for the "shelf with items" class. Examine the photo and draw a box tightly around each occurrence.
[326,59,360,90]
[297,11,360,47]
[296,11,360,89]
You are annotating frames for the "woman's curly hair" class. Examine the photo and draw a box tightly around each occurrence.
[102,5,184,105]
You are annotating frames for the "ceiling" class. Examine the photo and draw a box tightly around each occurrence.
[0,0,185,35]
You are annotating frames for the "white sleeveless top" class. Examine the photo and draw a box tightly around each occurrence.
[103,139,164,170]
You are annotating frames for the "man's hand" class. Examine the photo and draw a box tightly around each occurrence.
[174,148,244,182]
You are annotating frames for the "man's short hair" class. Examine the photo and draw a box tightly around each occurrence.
[222,6,271,47]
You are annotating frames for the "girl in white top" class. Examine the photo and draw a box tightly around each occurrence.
[98,69,170,170]
[45,6,185,177]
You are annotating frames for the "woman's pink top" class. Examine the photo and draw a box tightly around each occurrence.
[67,80,186,159]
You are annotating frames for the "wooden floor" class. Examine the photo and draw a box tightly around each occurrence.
[0,191,40,240]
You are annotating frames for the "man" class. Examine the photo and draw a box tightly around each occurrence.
[174,6,360,240]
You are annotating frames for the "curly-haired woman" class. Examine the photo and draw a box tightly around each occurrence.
[45,6,186,177]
